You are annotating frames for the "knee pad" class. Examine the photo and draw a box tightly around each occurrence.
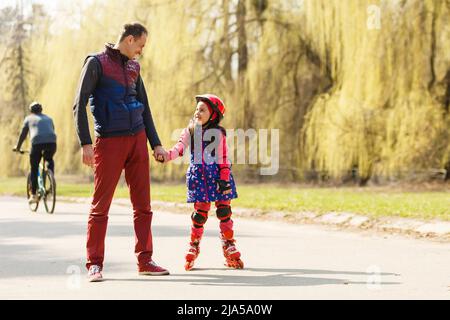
[191,210,208,227]
[216,205,232,222]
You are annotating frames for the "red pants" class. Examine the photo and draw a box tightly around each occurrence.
[86,130,152,270]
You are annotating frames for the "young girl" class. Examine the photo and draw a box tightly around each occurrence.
[163,94,243,271]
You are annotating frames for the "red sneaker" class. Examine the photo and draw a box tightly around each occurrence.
[138,260,170,276]
[87,265,103,282]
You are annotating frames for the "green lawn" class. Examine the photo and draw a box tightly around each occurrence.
[1,177,449,220]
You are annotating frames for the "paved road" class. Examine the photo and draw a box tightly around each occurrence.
[0,196,449,299]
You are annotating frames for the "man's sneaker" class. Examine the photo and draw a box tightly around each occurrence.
[88,265,103,282]
[138,260,170,276]
[28,194,39,204]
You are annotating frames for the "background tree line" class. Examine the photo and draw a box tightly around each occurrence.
[0,0,449,184]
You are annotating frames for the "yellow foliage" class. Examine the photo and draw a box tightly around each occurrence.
[0,0,449,183]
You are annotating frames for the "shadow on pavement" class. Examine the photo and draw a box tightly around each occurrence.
[103,267,402,287]
[0,219,259,240]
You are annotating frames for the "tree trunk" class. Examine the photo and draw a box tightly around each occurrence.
[237,0,248,76]
[17,44,27,116]
[222,0,233,82]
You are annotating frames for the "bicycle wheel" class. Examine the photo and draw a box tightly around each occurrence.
[43,170,56,214]
[27,173,39,212]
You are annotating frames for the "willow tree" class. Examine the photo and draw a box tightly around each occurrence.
[246,1,332,180]
[26,0,137,175]
[300,0,450,183]
[0,4,47,176]
[1,0,448,184]
[132,0,273,181]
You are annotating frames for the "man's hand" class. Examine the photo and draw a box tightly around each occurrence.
[153,145,168,163]
[12,147,24,154]
[82,144,94,168]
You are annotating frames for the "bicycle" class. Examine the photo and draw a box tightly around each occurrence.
[13,149,56,214]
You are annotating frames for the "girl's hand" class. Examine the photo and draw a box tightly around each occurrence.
[156,154,165,163]
[216,179,232,195]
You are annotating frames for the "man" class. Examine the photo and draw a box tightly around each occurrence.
[73,23,169,282]
[14,102,57,204]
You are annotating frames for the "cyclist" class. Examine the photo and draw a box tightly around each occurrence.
[13,102,57,204]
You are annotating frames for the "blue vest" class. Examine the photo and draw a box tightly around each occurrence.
[88,46,145,136]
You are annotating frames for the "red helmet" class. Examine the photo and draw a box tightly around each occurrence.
[195,94,226,121]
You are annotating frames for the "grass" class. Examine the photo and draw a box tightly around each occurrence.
[0,177,449,221]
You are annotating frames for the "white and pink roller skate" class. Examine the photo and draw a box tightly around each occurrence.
[220,231,244,269]
[185,228,203,271]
